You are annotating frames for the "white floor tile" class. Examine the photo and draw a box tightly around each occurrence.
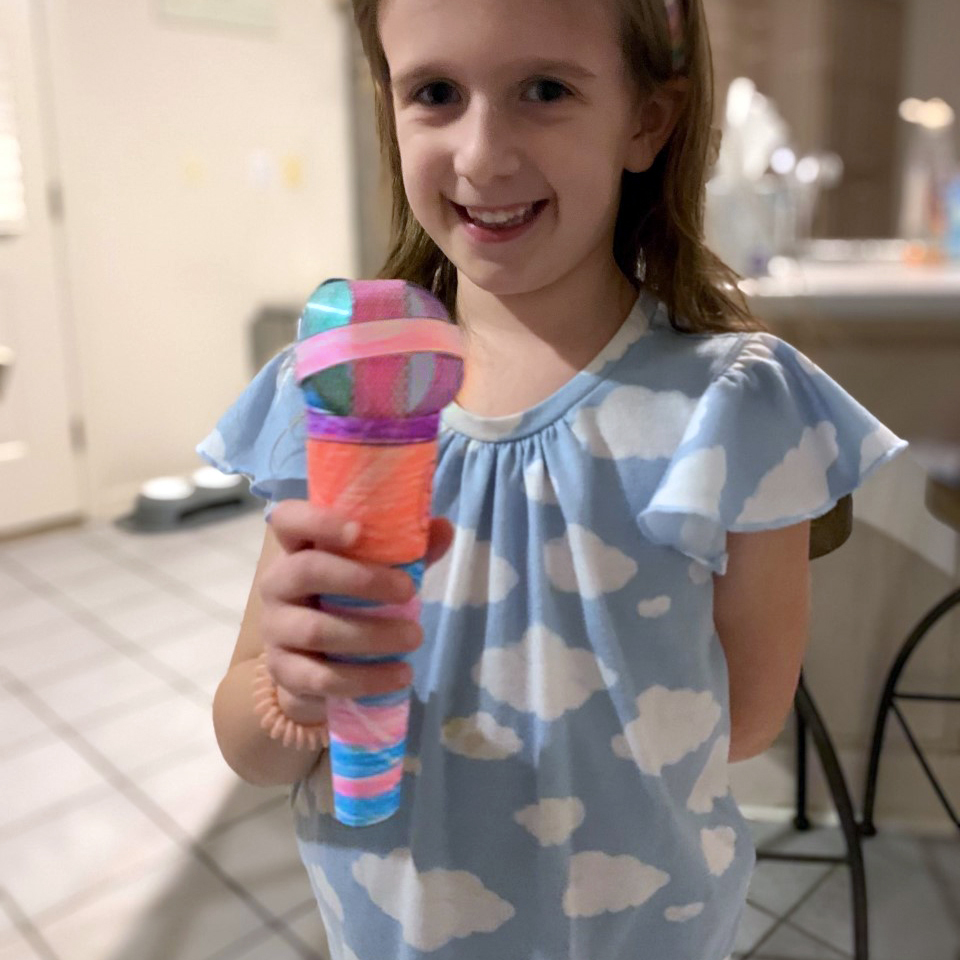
[0,620,114,684]
[79,693,216,779]
[144,617,236,685]
[0,595,70,639]
[138,748,286,839]
[29,655,175,727]
[747,857,832,917]
[37,847,265,960]
[749,921,849,958]
[0,689,54,754]
[92,593,207,645]
[0,791,175,919]
[227,932,318,959]
[2,535,114,584]
[0,736,109,834]
[791,833,960,960]
[190,571,254,618]
[0,568,34,606]
[0,932,48,960]
[734,902,780,956]
[284,903,331,959]
[200,799,312,915]
[54,567,156,614]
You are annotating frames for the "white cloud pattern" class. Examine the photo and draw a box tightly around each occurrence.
[545,525,638,598]
[442,712,523,760]
[571,385,699,461]
[563,852,670,917]
[421,525,519,608]
[687,736,731,813]
[524,458,559,504]
[665,902,704,922]
[513,797,586,846]
[306,862,344,922]
[736,422,839,524]
[612,686,721,775]
[583,318,645,374]
[637,595,672,618]
[701,826,737,876]
[473,624,617,721]
[651,445,727,517]
[352,848,515,951]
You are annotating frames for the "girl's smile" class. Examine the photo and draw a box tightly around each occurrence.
[450,199,551,244]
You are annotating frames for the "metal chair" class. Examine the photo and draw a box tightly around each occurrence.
[755,494,870,960]
[861,474,960,836]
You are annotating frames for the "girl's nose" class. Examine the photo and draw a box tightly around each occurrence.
[452,102,521,185]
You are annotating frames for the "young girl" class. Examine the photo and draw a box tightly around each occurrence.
[200,0,906,956]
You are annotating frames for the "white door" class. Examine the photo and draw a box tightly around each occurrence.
[0,0,82,536]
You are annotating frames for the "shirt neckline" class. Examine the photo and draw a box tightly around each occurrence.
[441,290,659,443]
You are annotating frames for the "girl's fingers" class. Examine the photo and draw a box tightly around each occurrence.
[424,517,454,567]
[262,605,423,658]
[268,647,413,701]
[268,500,359,555]
[261,549,416,607]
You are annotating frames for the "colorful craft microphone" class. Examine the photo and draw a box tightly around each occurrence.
[294,279,464,827]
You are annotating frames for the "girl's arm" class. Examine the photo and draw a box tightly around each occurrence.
[713,521,812,763]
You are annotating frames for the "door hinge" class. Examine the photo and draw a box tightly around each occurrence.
[69,417,86,452]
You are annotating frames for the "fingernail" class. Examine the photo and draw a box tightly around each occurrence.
[342,522,361,545]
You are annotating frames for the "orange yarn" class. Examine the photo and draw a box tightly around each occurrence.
[306,438,438,565]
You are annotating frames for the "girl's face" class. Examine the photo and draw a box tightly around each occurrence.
[379,0,655,300]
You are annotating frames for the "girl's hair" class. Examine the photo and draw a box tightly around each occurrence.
[351,0,762,335]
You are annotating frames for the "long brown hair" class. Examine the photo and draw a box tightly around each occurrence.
[351,0,762,335]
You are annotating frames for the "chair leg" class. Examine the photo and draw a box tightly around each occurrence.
[795,677,870,960]
[861,586,960,836]
[794,677,811,831]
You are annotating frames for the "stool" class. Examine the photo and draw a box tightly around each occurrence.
[755,494,870,960]
[861,474,960,835]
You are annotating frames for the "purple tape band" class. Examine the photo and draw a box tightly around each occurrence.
[306,409,441,444]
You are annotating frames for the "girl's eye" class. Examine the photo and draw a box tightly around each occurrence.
[412,82,460,107]
[523,79,572,103]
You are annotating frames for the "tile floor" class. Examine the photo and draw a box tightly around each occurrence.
[1,512,957,960]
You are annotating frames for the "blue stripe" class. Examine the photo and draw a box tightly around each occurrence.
[330,740,406,776]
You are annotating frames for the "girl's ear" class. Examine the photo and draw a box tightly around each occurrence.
[626,76,690,173]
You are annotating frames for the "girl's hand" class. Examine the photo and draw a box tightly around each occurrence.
[258,500,453,726]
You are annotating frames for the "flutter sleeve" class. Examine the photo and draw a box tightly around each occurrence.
[195,348,308,511]
[636,333,908,575]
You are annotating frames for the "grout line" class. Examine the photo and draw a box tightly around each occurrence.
[82,527,257,626]
[740,864,846,959]
[0,890,61,960]
[3,674,305,955]
[0,557,217,708]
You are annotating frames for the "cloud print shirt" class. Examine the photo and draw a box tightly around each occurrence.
[197,290,906,960]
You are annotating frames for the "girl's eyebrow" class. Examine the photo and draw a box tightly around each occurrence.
[392,58,597,89]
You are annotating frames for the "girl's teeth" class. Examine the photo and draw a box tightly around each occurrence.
[466,204,535,226]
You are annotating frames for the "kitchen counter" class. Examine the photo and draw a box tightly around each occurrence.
[741,253,960,443]
[743,256,960,338]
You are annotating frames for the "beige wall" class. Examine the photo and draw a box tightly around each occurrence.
[43,0,357,517]
[902,0,960,155]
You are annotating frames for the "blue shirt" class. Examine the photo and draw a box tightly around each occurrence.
[198,290,906,960]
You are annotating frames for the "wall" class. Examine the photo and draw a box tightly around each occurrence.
[42,0,357,517]
[901,0,960,156]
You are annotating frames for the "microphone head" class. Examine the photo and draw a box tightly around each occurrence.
[296,279,464,418]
